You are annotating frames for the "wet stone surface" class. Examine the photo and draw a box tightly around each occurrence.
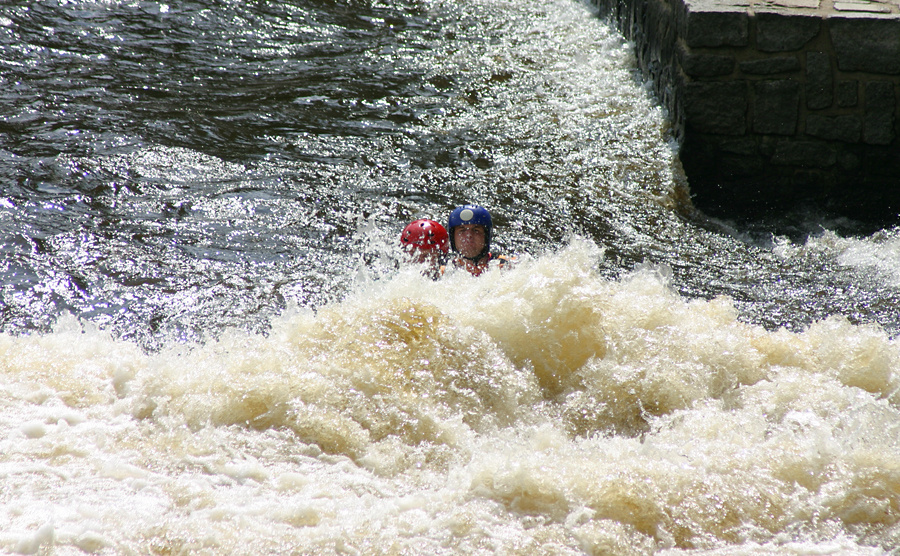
[594,0,900,221]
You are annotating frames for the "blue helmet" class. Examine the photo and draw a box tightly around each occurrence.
[448,205,492,255]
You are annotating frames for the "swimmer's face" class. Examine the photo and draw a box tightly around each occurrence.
[453,224,486,259]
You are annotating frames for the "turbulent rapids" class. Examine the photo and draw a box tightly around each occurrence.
[1,0,900,553]
[3,241,900,553]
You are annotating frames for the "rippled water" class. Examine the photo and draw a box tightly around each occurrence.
[1,0,899,554]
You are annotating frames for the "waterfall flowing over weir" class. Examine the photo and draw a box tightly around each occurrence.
[1,0,900,554]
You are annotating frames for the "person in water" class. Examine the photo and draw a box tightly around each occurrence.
[446,204,512,277]
[399,218,449,279]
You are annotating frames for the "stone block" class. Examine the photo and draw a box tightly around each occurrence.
[753,80,800,135]
[677,41,736,77]
[650,8,678,63]
[759,135,778,157]
[740,56,801,75]
[806,114,862,142]
[719,136,759,155]
[830,19,900,74]
[837,149,861,171]
[682,81,748,134]
[806,52,832,109]
[836,80,859,107]
[772,140,836,167]
[755,13,822,52]
[864,81,897,145]
[684,11,749,47]
[647,0,676,44]
[833,1,892,13]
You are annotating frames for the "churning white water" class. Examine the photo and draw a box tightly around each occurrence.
[2,238,899,554]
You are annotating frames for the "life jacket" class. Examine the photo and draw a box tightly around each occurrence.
[444,252,513,277]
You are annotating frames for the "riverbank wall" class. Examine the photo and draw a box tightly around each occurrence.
[591,0,900,221]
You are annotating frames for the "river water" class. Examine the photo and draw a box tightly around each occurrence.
[1,0,899,553]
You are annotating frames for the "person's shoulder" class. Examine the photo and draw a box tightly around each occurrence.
[488,253,516,268]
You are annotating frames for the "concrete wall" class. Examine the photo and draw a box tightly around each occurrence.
[591,0,900,221]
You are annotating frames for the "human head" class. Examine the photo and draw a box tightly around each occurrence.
[400,219,449,261]
[448,205,492,260]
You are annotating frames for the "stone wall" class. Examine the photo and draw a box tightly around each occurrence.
[591,0,900,221]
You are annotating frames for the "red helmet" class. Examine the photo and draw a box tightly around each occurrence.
[400,219,449,253]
